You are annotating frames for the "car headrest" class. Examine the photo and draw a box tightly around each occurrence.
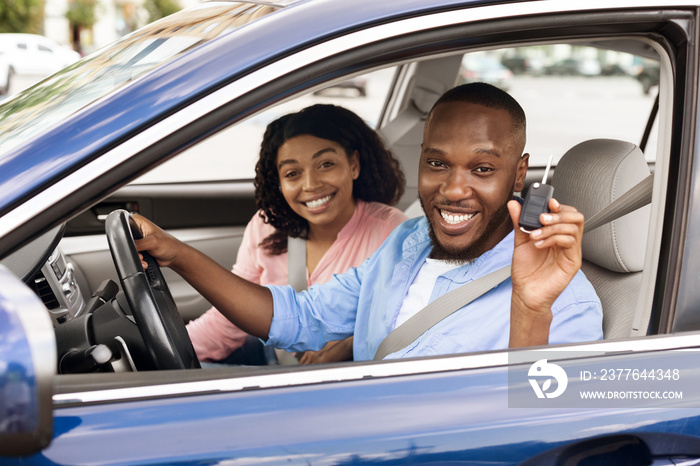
[551,139,651,273]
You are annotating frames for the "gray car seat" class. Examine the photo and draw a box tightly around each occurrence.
[551,139,652,339]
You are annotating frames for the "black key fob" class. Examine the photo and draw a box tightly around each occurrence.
[519,182,554,232]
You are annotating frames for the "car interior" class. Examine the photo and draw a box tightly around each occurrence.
[0,26,673,390]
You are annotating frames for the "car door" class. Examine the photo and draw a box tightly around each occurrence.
[4,0,700,464]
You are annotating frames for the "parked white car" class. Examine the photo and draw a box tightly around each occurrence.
[0,33,80,95]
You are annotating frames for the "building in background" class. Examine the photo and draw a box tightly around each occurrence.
[43,0,198,54]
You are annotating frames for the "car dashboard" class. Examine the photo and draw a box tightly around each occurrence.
[31,247,85,326]
[1,226,151,374]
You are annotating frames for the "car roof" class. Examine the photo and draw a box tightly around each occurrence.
[0,0,519,216]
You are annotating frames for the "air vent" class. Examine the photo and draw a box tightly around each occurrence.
[31,271,60,309]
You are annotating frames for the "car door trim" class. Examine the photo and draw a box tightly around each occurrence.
[54,332,700,405]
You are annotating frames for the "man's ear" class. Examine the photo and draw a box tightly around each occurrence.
[514,153,530,192]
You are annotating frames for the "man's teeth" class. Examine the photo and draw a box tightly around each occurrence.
[305,195,332,209]
[440,210,474,225]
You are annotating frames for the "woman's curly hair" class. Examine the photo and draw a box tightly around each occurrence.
[255,104,405,255]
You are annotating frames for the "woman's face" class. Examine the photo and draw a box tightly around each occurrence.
[276,134,360,234]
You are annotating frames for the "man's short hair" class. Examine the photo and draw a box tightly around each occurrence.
[427,82,527,152]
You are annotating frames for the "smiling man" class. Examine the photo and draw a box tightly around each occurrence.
[420,94,526,263]
[135,82,603,360]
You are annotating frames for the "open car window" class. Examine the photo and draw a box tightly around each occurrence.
[48,35,668,381]
[0,0,687,404]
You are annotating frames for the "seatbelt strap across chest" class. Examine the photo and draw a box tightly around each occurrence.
[374,265,511,360]
[287,236,307,292]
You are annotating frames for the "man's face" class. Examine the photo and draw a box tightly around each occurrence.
[419,101,528,262]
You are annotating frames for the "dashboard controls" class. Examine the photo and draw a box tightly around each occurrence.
[39,248,86,325]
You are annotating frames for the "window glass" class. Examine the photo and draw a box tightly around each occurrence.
[0,2,285,159]
[132,67,397,184]
[135,43,659,184]
[459,46,659,168]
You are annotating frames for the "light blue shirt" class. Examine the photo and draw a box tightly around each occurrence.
[266,217,603,360]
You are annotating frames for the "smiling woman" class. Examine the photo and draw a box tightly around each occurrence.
[184,104,407,365]
[256,105,405,252]
[276,134,360,251]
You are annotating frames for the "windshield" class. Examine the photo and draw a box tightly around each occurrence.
[0,2,287,159]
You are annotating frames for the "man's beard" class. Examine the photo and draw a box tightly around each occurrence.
[421,198,511,263]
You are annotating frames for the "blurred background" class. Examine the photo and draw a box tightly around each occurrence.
[0,0,197,95]
[3,0,195,55]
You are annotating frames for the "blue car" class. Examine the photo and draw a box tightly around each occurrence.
[2,0,700,464]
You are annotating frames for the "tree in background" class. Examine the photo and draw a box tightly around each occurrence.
[65,0,97,54]
[143,0,181,23]
[0,0,44,34]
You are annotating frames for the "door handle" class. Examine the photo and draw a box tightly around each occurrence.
[93,202,139,221]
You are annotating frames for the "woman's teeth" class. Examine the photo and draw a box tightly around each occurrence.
[305,195,332,209]
[440,210,474,225]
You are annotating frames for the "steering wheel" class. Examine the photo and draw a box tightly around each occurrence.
[105,209,200,370]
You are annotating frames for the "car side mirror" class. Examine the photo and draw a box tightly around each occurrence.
[0,264,56,456]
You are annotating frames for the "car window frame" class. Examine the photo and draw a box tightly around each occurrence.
[0,2,696,412]
[23,1,696,404]
[655,16,700,335]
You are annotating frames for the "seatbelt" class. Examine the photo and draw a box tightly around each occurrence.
[287,236,307,292]
[271,236,308,365]
[374,265,511,360]
[584,174,654,233]
[373,173,655,360]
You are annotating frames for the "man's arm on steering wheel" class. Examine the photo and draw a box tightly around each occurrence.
[132,214,274,340]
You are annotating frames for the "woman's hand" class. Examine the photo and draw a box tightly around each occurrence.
[298,337,353,364]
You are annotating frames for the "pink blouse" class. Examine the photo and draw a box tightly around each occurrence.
[186,200,408,361]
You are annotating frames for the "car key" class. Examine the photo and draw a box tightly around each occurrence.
[519,154,554,233]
